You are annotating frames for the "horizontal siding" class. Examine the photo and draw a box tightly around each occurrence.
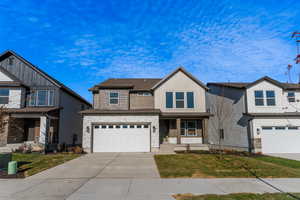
[130,93,154,109]
[98,89,129,110]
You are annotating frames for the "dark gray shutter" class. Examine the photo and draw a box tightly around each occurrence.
[187,92,194,108]
[166,92,173,108]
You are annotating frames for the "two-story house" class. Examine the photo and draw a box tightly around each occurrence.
[81,67,211,153]
[0,50,91,151]
[207,76,300,154]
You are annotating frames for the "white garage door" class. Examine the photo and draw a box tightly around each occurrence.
[261,126,300,153]
[93,124,150,152]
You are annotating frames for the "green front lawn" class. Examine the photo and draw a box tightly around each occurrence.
[154,151,300,178]
[174,193,300,200]
[12,153,81,177]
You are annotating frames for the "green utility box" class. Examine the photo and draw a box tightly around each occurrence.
[0,153,12,170]
[7,161,17,175]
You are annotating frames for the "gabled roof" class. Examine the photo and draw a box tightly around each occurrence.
[90,78,162,91]
[208,76,300,90]
[0,66,28,88]
[0,50,91,106]
[245,76,283,89]
[151,67,209,90]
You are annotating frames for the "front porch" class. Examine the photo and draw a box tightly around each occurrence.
[0,107,60,152]
[159,113,209,143]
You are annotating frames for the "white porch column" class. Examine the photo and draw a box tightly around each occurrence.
[39,116,49,144]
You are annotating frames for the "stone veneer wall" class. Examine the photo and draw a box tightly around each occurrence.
[0,115,9,147]
[7,118,25,144]
[82,114,159,153]
[252,138,262,153]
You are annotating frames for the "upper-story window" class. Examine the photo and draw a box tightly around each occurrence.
[137,92,151,96]
[254,90,276,106]
[254,90,264,106]
[175,92,184,108]
[287,92,295,102]
[29,90,54,106]
[0,89,9,104]
[166,92,194,109]
[109,92,119,104]
[266,90,275,106]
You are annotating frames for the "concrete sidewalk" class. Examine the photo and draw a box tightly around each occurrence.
[267,153,300,161]
[1,178,300,200]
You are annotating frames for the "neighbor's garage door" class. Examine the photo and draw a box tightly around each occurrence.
[93,124,150,152]
[261,126,300,153]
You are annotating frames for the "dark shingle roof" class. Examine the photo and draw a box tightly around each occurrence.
[208,76,300,90]
[90,78,162,91]
[4,107,61,114]
[80,109,161,114]
[207,82,249,89]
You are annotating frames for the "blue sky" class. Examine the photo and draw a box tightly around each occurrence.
[0,0,300,101]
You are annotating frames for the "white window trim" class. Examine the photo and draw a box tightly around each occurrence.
[254,90,264,106]
[180,120,197,136]
[166,91,195,109]
[109,92,119,105]
[287,91,296,103]
[137,92,152,96]
[254,90,277,107]
[31,90,55,107]
[266,90,276,106]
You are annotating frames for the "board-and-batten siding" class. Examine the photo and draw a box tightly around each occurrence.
[0,55,60,106]
[0,55,55,86]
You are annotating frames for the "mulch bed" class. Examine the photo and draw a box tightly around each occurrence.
[0,169,25,179]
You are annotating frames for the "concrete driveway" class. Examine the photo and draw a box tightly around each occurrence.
[29,152,160,179]
[267,153,300,161]
[3,153,300,200]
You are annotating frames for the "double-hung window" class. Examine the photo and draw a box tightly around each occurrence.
[254,90,264,106]
[109,92,119,104]
[165,92,195,108]
[287,92,295,102]
[29,90,54,106]
[0,89,9,104]
[37,90,48,106]
[175,92,184,108]
[266,90,275,106]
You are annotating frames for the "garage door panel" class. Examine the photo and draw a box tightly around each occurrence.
[262,131,300,153]
[93,124,150,152]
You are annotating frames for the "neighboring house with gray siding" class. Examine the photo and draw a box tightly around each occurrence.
[206,84,250,151]
[207,76,300,154]
[0,50,91,151]
[81,67,211,153]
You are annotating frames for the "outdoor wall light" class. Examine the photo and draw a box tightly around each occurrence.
[256,128,260,135]
[86,126,90,133]
[153,126,156,133]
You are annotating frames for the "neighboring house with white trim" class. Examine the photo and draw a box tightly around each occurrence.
[207,76,300,153]
[0,50,91,151]
[81,67,211,153]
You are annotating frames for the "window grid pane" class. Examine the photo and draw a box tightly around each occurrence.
[254,90,264,106]
[37,90,48,106]
[176,92,184,108]
[109,92,119,104]
[266,90,276,106]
